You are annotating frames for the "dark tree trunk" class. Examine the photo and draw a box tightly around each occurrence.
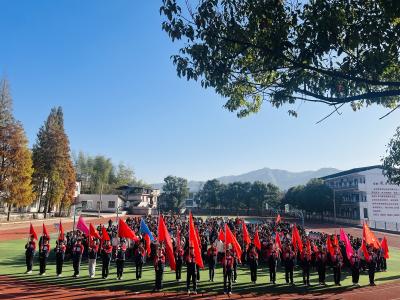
[58,201,63,217]
[7,203,12,221]
[37,178,45,212]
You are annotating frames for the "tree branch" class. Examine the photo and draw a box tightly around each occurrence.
[379,104,400,120]
[315,103,345,124]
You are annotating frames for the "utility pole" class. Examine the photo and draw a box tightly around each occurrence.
[333,188,337,224]
[98,183,103,218]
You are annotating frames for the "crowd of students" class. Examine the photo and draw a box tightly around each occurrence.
[24,214,388,295]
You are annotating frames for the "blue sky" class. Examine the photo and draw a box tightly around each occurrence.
[0,1,398,183]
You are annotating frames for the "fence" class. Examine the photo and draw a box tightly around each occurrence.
[364,219,400,232]
[306,214,400,233]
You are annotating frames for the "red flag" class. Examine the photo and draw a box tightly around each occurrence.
[118,219,138,241]
[101,226,110,241]
[381,236,389,259]
[276,214,281,223]
[158,215,176,270]
[225,224,242,262]
[333,234,339,247]
[144,234,151,256]
[189,212,204,268]
[90,223,101,240]
[306,239,311,253]
[29,223,38,240]
[42,223,50,239]
[327,236,334,257]
[361,239,370,261]
[218,228,225,242]
[254,228,261,251]
[58,220,64,241]
[176,227,181,249]
[363,223,380,249]
[292,225,302,251]
[242,220,251,245]
[195,227,201,246]
[275,232,282,250]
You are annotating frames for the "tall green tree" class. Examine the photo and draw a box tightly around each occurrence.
[114,162,135,186]
[0,79,35,221]
[250,181,282,210]
[221,181,252,209]
[303,178,334,216]
[198,179,225,208]
[161,0,400,117]
[283,179,333,217]
[160,175,189,211]
[383,126,400,185]
[284,185,305,209]
[0,79,14,126]
[32,107,76,218]
[74,152,138,194]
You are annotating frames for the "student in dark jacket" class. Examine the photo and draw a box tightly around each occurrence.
[72,238,84,278]
[154,247,166,292]
[25,235,36,274]
[115,239,127,280]
[101,240,113,279]
[39,237,50,275]
[55,240,66,277]
[135,243,146,280]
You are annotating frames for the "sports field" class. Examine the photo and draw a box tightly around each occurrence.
[0,225,399,299]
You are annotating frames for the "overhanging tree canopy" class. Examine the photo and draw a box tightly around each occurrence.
[160,0,400,118]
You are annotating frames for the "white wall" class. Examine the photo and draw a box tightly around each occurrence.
[360,169,400,223]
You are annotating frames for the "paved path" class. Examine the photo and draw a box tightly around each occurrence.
[0,275,399,300]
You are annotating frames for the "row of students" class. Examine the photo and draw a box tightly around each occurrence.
[25,235,382,294]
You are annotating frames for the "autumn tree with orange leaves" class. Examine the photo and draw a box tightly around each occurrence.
[0,79,35,221]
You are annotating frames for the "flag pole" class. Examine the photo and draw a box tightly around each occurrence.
[58,219,61,241]
[224,222,227,275]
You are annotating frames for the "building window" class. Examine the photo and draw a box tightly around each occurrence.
[363,208,368,219]
[108,201,115,209]
[81,201,87,209]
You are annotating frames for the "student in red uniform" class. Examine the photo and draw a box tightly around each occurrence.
[283,244,295,285]
[115,239,127,280]
[350,251,361,286]
[25,235,36,274]
[101,240,113,279]
[175,242,184,282]
[207,243,218,282]
[367,248,378,286]
[154,247,165,292]
[72,238,84,278]
[316,245,327,285]
[135,242,146,280]
[332,246,343,286]
[248,245,258,284]
[301,245,312,286]
[55,240,66,277]
[186,245,197,295]
[39,237,50,276]
[88,240,99,278]
[222,249,234,295]
[268,245,279,284]
[232,249,238,283]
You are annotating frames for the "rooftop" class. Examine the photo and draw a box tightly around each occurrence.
[320,165,383,180]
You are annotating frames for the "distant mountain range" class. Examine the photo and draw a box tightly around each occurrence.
[152,167,340,192]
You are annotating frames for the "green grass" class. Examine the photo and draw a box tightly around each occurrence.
[1,237,399,295]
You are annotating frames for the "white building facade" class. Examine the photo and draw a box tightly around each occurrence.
[322,166,400,224]
[77,194,125,213]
